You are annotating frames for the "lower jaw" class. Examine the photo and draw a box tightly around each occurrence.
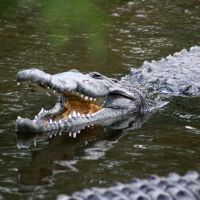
[16,108,128,136]
[16,112,99,134]
[16,118,52,133]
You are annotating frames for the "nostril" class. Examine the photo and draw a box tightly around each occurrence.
[89,72,103,79]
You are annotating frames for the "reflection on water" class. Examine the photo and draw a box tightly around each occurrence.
[0,0,200,199]
[16,113,150,198]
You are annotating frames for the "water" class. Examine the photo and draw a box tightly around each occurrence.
[0,0,200,199]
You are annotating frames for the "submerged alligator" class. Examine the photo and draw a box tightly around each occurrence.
[58,171,200,200]
[16,46,200,199]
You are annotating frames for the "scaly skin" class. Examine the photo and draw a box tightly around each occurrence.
[58,171,200,200]
[16,46,200,133]
[124,46,200,96]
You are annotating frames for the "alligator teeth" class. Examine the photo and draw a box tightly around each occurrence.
[59,119,62,123]
[17,116,21,120]
[185,126,195,130]
[69,132,72,137]
[73,132,77,138]
[87,113,90,117]
[77,112,81,117]
[72,92,98,102]
[81,114,85,117]
[38,108,44,115]
[33,139,36,147]
[49,119,53,123]
[59,132,62,136]
[166,55,173,60]
[17,82,21,86]
[68,114,72,119]
[72,111,77,117]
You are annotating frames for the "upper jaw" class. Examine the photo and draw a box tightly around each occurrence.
[16,68,110,98]
[16,108,109,135]
[16,68,134,100]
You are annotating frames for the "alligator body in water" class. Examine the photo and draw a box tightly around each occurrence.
[124,46,200,96]
[16,46,200,199]
[16,46,200,133]
[58,171,200,200]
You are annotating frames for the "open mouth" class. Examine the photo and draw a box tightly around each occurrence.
[15,68,132,135]
[16,82,105,134]
[56,92,102,120]
[32,91,103,123]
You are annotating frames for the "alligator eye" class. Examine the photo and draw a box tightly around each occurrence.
[89,72,103,79]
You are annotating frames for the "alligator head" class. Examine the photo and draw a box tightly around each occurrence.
[16,68,155,134]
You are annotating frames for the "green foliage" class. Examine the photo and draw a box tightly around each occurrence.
[0,0,19,16]
[41,0,109,57]
[0,0,110,58]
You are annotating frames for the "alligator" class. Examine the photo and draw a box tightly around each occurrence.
[15,66,159,134]
[58,171,200,200]
[15,46,200,199]
[16,46,200,134]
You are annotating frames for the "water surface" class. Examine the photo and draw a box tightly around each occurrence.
[0,0,200,199]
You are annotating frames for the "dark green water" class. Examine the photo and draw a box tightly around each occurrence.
[0,0,200,199]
